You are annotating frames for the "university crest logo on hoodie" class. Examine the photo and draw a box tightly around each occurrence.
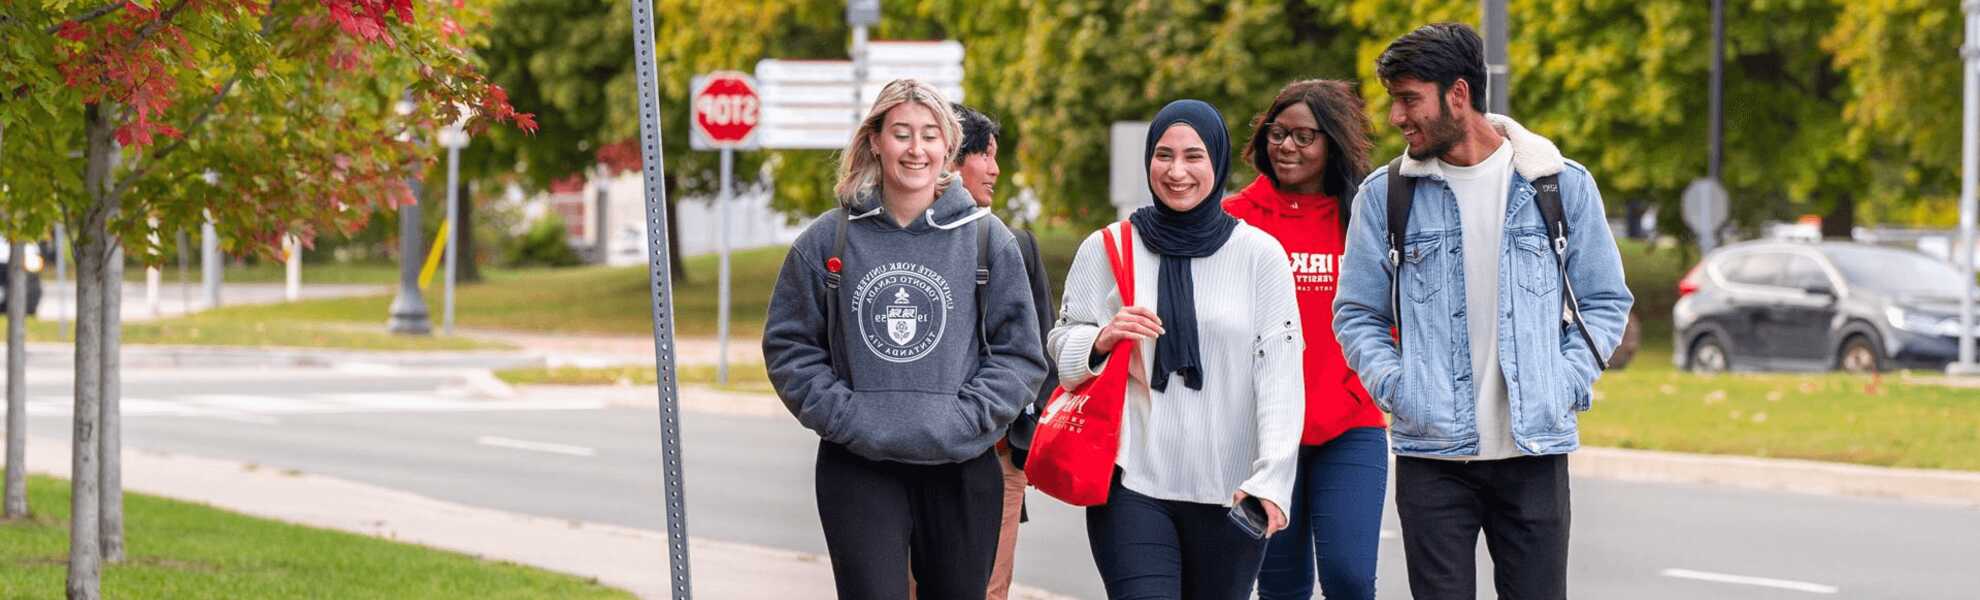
[852,261,955,363]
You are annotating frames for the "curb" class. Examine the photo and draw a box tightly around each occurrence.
[1571,447,1980,508]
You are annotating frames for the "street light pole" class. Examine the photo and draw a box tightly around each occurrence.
[1710,0,1725,182]
[387,176,432,336]
[1954,0,1980,376]
[440,123,467,336]
[388,94,432,336]
[1482,0,1509,115]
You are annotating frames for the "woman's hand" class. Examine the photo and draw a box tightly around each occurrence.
[1233,490,1288,537]
[1094,305,1163,351]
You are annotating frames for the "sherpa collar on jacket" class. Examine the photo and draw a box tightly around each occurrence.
[1395,113,1563,182]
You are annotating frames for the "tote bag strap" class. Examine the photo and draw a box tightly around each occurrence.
[1101,221,1135,306]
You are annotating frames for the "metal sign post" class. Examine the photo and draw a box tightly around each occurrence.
[630,0,692,595]
[690,72,761,385]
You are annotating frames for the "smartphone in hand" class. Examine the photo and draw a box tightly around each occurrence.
[1229,495,1268,540]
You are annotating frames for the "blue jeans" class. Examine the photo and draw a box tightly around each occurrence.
[1256,427,1389,599]
[1087,472,1267,599]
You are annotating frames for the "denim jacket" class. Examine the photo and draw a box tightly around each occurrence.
[1332,114,1633,458]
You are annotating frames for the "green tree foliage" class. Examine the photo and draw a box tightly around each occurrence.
[474,0,1969,235]
[1825,0,1966,227]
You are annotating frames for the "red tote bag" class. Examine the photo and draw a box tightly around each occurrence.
[1028,222,1137,507]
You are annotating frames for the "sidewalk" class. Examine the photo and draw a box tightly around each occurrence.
[22,436,1075,600]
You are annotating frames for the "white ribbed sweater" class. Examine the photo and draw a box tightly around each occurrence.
[1047,221,1305,511]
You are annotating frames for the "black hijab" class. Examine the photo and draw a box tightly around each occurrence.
[1129,99,1239,392]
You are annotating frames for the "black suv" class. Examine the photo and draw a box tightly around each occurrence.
[1673,241,1977,373]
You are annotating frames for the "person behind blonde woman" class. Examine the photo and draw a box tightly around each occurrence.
[949,102,1058,600]
[1049,98,1305,599]
[762,79,1047,599]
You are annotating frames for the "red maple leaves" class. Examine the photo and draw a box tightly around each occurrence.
[321,0,414,48]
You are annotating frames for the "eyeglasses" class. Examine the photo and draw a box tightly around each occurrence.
[1265,123,1321,149]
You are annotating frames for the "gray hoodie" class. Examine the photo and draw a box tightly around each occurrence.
[763,183,1047,465]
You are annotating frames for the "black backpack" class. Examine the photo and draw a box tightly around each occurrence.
[820,210,995,379]
[1384,157,1607,371]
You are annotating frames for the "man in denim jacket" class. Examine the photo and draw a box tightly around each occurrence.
[1333,23,1633,600]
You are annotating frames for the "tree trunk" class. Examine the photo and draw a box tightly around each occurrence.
[98,244,124,563]
[4,240,27,519]
[664,174,687,284]
[457,180,481,283]
[3,120,27,521]
[67,102,118,600]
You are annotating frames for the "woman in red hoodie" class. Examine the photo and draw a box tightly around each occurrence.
[1226,79,1388,600]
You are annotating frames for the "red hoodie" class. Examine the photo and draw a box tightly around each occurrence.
[1225,175,1387,446]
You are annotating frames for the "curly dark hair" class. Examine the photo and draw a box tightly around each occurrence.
[1241,79,1375,210]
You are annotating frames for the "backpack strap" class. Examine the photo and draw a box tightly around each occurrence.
[1384,157,1415,330]
[823,209,850,380]
[1532,175,1609,371]
[975,215,994,358]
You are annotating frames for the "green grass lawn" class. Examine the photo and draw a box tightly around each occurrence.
[0,475,632,599]
[495,363,775,395]
[25,310,509,352]
[118,261,408,285]
[1585,349,1980,471]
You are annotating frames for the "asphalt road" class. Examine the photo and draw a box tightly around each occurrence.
[18,366,1980,599]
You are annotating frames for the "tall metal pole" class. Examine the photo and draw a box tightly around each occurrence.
[200,215,220,309]
[1710,0,1725,182]
[1955,0,1979,374]
[852,24,869,124]
[54,225,67,340]
[717,147,732,385]
[175,230,189,317]
[387,178,432,335]
[284,235,301,302]
[629,0,692,595]
[444,142,461,336]
[1482,0,1510,115]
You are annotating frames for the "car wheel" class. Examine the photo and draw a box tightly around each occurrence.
[1688,334,1730,374]
[1838,335,1883,374]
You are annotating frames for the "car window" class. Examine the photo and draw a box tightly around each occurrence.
[1783,256,1831,290]
[1824,244,1967,297]
[1721,252,1787,287]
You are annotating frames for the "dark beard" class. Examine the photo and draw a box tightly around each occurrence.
[1404,97,1465,160]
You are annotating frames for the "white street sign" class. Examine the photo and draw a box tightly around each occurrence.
[756,41,965,150]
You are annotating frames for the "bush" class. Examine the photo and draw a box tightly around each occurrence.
[503,215,582,267]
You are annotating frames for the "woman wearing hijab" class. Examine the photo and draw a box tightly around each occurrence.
[1049,99,1305,599]
[1225,80,1388,600]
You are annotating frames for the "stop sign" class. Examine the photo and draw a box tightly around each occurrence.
[691,72,760,148]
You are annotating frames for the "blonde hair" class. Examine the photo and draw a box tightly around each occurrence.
[834,79,962,205]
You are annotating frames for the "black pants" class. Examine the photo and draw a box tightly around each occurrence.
[1394,454,1571,600]
[1086,472,1269,599]
[815,440,1003,600]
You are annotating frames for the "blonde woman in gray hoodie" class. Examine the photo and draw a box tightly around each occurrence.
[762,78,1047,600]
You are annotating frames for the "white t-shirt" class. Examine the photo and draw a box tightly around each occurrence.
[1436,139,1521,460]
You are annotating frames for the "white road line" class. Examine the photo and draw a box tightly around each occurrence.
[1660,568,1839,594]
[475,436,596,457]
